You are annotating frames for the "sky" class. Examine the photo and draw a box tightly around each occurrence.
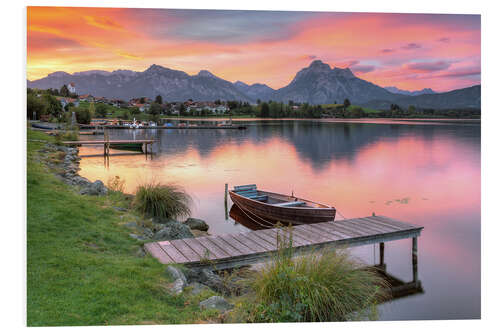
[27,7,481,92]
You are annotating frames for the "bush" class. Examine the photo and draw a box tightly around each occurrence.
[133,182,192,219]
[72,106,92,124]
[227,228,389,322]
[107,175,126,193]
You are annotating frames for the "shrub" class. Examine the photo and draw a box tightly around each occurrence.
[227,228,389,322]
[107,175,126,193]
[133,182,192,219]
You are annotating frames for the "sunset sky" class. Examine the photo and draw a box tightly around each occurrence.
[27,7,481,92]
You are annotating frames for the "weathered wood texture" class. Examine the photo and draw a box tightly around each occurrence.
[144,215,423,270]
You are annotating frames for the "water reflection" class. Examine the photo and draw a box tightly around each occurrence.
[78,120,480,320]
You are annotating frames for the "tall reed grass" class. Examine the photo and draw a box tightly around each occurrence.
[133,182,192,220]
[227,226,389,322]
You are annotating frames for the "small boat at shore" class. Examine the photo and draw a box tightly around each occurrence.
[229,184,336,225]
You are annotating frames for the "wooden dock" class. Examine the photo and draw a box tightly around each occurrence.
[144,215,423,280]
[79,125,247,130]
[62,139,155,156]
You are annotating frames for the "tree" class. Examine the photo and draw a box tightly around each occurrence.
[27,94,46,119]
[155,95,163,104]
[72,106,91,124]
[343,98,351,110]
[148,102,162,115]
[139,97,146,104]
[88,102,96,119]
[129,107,141,115]
[42,94,63,118]
[260,102,270,118]
[60,85,70,97]
[95,103,108,118]
[408,105,416,114]
[179,103,187,116]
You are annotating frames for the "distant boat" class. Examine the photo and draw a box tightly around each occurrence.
[229,184,336,225]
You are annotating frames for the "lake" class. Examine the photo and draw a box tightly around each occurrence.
[78,119,481,321]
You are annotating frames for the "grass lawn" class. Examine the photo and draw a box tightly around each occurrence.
[27,129,217,326]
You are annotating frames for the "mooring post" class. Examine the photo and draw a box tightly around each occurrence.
[379,242,385,267]
[412,237,418,283]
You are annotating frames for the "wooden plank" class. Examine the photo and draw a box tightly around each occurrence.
[234,184,257,191]
[347,219,392,234]
[323,221,369,238]
[354,218,402,233]
[169,239,202,262]
[315,222,355,239]
[229,234,268,253]
[261,228,310,247]
[375,216,420,230]
[357,217,405,232]
[182,238,218,260]
[334,220,377,237]
[241,232,276,251]
[144,242,174,264]
[306,223,344,241]
[208,236,246,257]
[219,234,255,255]
[195,237,232,259]
[244,231,279,250]
[293,225,335,243]
[157,241,190,263]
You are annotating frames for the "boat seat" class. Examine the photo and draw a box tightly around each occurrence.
[234,184,257,191]
[238,191,258,197]
[273,201,306,207]
[248,195,268,202]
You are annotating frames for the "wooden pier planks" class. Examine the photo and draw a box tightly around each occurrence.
[145,215,423,269]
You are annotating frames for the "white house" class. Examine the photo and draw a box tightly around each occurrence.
[67,82,76,94]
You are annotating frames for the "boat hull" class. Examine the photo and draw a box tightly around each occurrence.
[229,190,336,225]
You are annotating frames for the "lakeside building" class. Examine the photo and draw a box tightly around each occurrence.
[67,82,76,94]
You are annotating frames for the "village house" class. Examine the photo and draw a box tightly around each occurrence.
[185,101,229,114]
[78,94,94,102]
[67,82,76,94]
[56,97,79,108]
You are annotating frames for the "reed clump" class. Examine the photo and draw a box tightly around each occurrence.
[226,227,389,322]
[133,182,192,220]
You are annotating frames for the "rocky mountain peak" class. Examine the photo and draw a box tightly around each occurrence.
[307,59,332,72]
[197,70,217,78]
[331,67,355,78]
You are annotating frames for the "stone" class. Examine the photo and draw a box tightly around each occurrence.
[186,282,211,295]
[135,247,146,257]
[113,206,127,212]
[80,180,108,196]
[153,223,194,241]
[199,296,233,312]
[152,216,178,225]
[170,278,186,295]
[183,217,209,231]
[129,233,148,241]
[165,265,188,284]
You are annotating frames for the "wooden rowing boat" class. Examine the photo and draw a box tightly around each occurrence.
[229,184,336,225]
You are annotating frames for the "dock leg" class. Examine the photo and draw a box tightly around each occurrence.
[224,183,228,220]
[412,237,418,283]
[379,242,385,267]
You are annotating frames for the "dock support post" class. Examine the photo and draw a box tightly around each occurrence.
[412,237,418,283]
[379,242,385,267]
[224,183,228,219]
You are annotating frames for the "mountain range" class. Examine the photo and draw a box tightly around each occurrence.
[27,60,480,110]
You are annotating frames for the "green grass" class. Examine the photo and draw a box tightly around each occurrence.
[225,228,388,322]
[27,129,216,326]
[133,182,192,220]
[347,105,380,114]
[321,104,381,114]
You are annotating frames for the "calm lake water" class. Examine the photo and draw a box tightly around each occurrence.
[78,119,481,321]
